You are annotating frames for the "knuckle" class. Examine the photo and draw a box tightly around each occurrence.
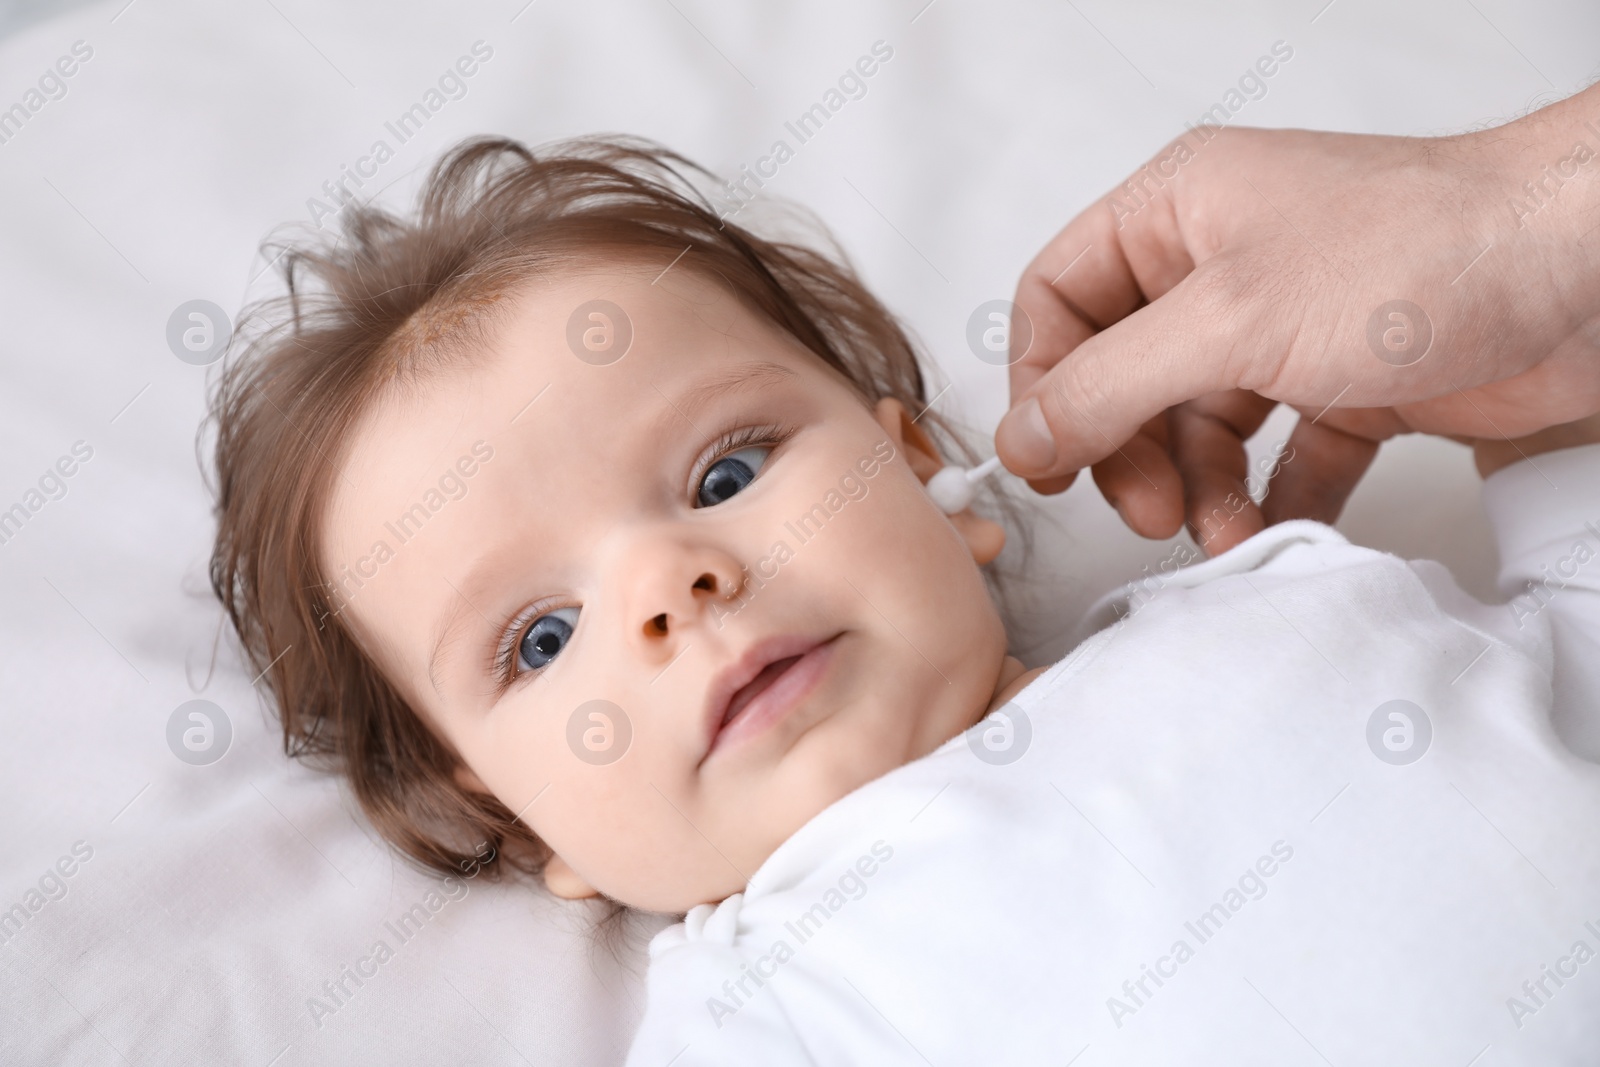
[1180,255,1263,325]
[1045,363,1107,437]
[1177,256,1295,393]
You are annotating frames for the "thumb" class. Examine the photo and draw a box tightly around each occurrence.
[996,259,1270,478]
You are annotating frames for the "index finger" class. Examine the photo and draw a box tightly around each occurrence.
[1008,153,1200,404]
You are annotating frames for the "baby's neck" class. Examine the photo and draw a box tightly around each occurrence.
[981,655,1049,724]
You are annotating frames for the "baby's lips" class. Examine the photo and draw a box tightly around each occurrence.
[699,631,839,761]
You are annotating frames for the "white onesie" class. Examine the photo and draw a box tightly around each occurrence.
[626,444,1600,1066]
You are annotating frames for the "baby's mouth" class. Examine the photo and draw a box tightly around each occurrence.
[722,655,804,726]
[702,632,842,760]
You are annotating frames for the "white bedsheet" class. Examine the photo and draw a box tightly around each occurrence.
[2,1,1596,1063]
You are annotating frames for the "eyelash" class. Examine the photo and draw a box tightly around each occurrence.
[685,422,795,500]
[489,420,797,691]
[491,595,571,690]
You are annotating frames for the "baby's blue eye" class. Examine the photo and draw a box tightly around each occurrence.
[517,606,579,672]
[696,446,770,507]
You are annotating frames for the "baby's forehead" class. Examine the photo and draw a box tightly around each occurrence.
[363,263,790,426]
[479,263,871,425]
[322,263,839,552]
[501,259,752,339]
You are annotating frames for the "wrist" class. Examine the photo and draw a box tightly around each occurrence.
[1466,85,1600,327]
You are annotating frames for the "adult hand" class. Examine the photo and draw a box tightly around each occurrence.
[996,83,1600,555]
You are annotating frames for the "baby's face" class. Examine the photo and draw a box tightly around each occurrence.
[323,264,1014,912]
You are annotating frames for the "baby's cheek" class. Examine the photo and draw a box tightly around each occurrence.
[521,704,705,901]
[847,457,1005,690]
[847,463,967,572]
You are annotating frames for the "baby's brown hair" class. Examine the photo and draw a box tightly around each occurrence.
[206,134,1021,889]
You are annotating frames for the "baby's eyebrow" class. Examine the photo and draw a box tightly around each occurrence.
[428,588,476,695]
[647,359,798,440]
[425,358,800,691]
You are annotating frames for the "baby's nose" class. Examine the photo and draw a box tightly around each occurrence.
[624,540,747,651]
[642,568,743,638]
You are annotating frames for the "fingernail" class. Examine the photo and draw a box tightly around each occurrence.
[997,396,1058,474]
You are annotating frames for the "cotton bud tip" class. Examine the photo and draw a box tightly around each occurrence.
[928,466,977,514]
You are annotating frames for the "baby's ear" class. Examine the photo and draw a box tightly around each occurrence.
[872,396,944,484]
[872,397,1006,566]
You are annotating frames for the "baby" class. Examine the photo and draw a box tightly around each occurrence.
[209,135,1600,1064]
